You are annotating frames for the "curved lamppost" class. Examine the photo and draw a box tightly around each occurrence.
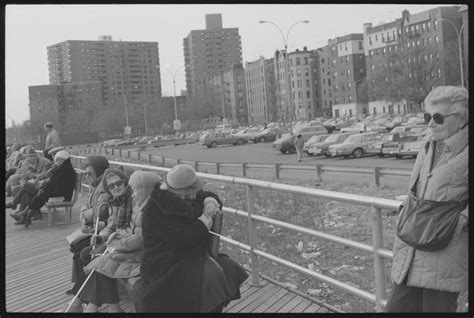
[259,20,309,131]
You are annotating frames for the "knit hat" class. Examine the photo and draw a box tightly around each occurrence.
[161,164,204,196]
[54,150,69,161]
[48,146,65,157]
[84,156,109,178]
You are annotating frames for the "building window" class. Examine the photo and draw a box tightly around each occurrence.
[422,23,426,31]
[428,37,432,45]
[306,91,311,98]
[360,69,364,75]
[297,69,301,76]
[369,36,372,45]
[383,106,386,113]
[306,79,310,87]
[435,35,439,44]
[434,20,438,30]
[304,57,309,65]
[305,68,309,76]
[296,57,301,65]
[349,95,352,102]
[437,68,441,78]
[358,41,363,50]
[375,34,378,41]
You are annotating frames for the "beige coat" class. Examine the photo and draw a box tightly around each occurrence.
[391,125,468,293]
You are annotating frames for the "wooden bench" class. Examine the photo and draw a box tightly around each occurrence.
[44,170,85,226]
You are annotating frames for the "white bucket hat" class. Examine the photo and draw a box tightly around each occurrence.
[161,164,204,196]
[54,150,69,161]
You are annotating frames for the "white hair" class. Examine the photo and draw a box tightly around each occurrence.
[424,86,468,123]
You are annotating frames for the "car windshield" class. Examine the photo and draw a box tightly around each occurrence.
[307,135,321,143]
[324,134,341,142]
[381,134,394,141]
[343,135,361,144]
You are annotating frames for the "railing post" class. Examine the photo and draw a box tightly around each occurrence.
[242,163,247,177]
[215,162,220,174]
[148,154,152,163]
[127,150,130,159]
[137,152,141,161]
[194,161,199,172]
[275,163,280,179]
[371,205,386,312]
[246,184,261,286]
[176,158,181,165]
[162,157,166,167]
[88,147,91,154]
[374,167,381,187]
[315,164,323,182]
[111,148,115,156]
[119,149,122,157]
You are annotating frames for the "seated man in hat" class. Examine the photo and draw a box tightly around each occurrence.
[6,146,51,197]
[9,151,76,227]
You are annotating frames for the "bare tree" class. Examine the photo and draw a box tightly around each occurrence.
[369,42,458,108]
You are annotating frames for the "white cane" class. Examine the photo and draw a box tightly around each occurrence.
[90,214,101,257]
[65,246,110,313]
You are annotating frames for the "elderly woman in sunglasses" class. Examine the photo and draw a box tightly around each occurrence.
[67,168,133,312]
[387,86,468,312]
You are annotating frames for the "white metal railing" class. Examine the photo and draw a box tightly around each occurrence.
[68,153,401,312]
[69,146,412,187]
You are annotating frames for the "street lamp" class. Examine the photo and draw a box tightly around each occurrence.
[143,102,148,136]
[166,66,185,121]
[436,18,468,87]
[259,19,310,132]
[111,85,138,138]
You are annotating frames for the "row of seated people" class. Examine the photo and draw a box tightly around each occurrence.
[6,145,76,227]
[65,157,249,313]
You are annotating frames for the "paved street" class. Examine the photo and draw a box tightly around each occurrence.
[135,142,415,189]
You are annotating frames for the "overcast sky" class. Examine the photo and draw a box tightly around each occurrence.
[5,4,445,127]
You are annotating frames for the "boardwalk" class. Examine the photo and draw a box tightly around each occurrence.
[5,197,332,313]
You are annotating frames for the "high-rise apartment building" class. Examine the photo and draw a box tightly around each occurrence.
[245,57,276,124]
[273,50,291,122]
[363,6,463,114]
[47,36,161,107]
[288,47,323,120]
[316,34,368,118]
[183,14,242,104]
[223,64,248,124]
[29,81,103,131]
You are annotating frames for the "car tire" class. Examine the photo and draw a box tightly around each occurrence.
[206,145,211,148]
[280,150,286,154]
[289,147,296,154]
[324,153,330,157]
[259,137,266,143]
[237,139,244,145]
[395,154,403,159]
[352,148,363,158]
[378,153,385,158]
[211,142,218,148]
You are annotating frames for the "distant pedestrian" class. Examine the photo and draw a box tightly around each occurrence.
[294,134,304,162]
[44,122,61,150]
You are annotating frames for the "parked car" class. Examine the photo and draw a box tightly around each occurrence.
[307,132,353,156]
[384,116,404,130]
[233,127,264,142]
[367,132,416,157]
[340,122,368,133]
[272,134,297,154]
[295,125,328,138]
[251,127,284,143]
[383,134,425,158]
[327,132,381,158]
[199,132,248,148]
[215,124,233,134]
[402,116,425,126]
[398,135,427,158]
[115,139,136,147]
[303,134,330,155]
[391,124,428,134]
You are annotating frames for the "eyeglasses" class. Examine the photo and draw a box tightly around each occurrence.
[424,112,457,125]
[107,180,124,190]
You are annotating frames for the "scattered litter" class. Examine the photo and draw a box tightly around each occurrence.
[296,241,304,253]
[280,282,298,289]
[301,252,321,260]
[307,289,322,297]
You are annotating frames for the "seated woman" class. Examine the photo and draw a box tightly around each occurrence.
[66,156,111,296]
[6,146,51,197]
[135,164,248,313]
[66,168,132,313]
[9,151,76,227]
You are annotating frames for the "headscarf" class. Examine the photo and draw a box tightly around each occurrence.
[129,171,162,208]
[102,168,132,228]
[84,156,110,186]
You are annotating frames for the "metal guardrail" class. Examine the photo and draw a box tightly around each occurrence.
[67,152,401,312]
[69,146,412,187]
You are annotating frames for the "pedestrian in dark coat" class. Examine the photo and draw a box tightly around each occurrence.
[135,164,247,313]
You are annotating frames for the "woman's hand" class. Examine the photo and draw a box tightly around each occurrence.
[203,197,220,218]
[90,234,103,246]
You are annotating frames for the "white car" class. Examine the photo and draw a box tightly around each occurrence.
[340,123,367,133]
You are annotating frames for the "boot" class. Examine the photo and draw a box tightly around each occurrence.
[24,209,39,228]
[5,201,16,209]
[10,208,27,224]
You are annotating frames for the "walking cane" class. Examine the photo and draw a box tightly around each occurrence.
[65,246,110,313]
[90,214,101,257]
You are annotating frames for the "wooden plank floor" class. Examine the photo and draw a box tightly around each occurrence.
[5,196,332,313]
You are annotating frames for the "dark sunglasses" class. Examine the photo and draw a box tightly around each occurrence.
[108,180,124,190]
[424,112,457,125]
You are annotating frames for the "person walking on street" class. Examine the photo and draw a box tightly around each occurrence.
[294,134,304,162]
[44,122,61,150]
[386,86,469,313]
